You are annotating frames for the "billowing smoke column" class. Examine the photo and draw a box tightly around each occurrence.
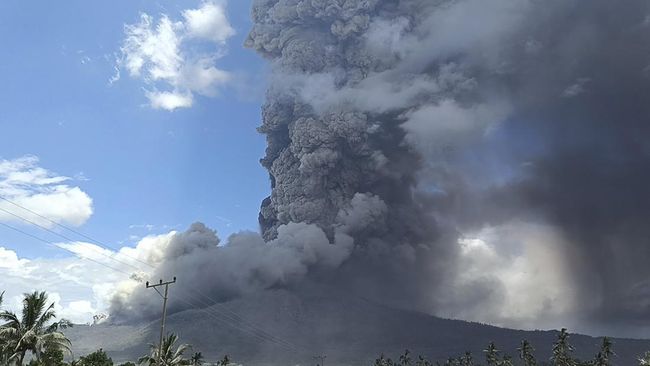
[112,0,650,336]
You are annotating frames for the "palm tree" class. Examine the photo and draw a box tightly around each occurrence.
[638,351,650,366]
[551,328,575,366]
[593,337,614,366]
[501,355,514,366]
[484,342,500,366]
[0,291,72,365]
[190,352,203,366]
[518,340,537,366]
[399,350,412,366]
[459,352,473,366]
[0,291,9,364]
[138,333,191,366]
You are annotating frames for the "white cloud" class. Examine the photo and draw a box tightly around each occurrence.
[0,156,93,227]
[0,231,176,324]
[117,1,235,111]
[183,0,235,43]
[145,90,193,111]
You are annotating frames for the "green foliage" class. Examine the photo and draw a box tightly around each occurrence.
[190,352,204,366]
[40,347,67,366]
[552,328,576,366]
[458,352,473,366]
[639,351,650,366]
[484,342,501,366]
[217,354,233,366]
[0,291,72,365]
[78,348,113,366]
[416,355,432,366]
[375,353,395,366]
[117,363,136,366]
[138,333,194,366]
[399,350,412,366]
[519,340,537,366]
[592,337,613,366]
[371,332,621,366]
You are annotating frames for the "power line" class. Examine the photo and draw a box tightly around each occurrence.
[174,296,301,353]
[0,198,155,270]
[0,219,303,352]
[0,196,308,353]
[0,206,143,273]
[0,221,132,279]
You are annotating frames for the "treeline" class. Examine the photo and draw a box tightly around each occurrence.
[374,329,650,366]
[3,290,650,365]
[0,291,232,366]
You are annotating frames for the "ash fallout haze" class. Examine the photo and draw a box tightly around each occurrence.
[1,0,650,362]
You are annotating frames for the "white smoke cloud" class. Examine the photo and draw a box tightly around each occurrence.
[108,222,355,323]
[439,222,580,330]
[116,1,235,111]
[0,155,93,227]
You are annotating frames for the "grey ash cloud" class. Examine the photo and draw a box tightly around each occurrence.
[111,0,650,336]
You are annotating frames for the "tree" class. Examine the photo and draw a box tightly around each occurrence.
[551,328,576,366]
[190,352,203,366]
[39,347,66,366]
[78,348,114,366]
[375,354,395,366]
[501,354,514,366]
[118,363,136,366]
[519,340,537,366]
[459,352,473,366]
[217,355,233,366]
[593,337,613,366]
[0,291,72,365]
[399,350,412,366]
[484,342,501,366]
[638,351,650,366]
[138,333,191,366]
[0,291,9,364]
[415,355,432,366]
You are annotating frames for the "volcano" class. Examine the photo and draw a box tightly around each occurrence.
[66,287,650,365]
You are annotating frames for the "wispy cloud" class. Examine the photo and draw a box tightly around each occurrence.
[115,1,235,111]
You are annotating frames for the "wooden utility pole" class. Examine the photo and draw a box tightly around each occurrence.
[146,277,176,366]
[314,354,327,366]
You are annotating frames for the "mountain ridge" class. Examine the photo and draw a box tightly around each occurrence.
[65,288,650,365]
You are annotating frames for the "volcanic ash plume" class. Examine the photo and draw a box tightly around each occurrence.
[112,0,650,336]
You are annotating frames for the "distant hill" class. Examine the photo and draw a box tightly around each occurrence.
[65,288,650,365]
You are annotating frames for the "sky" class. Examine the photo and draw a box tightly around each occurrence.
[2,0,650,341]
[0,0,269,322]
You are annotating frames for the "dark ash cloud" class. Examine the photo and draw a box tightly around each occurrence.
[111,0,650,337]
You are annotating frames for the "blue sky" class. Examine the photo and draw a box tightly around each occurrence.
[0,0,269,262]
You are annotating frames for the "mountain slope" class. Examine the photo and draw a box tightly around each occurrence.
[65,289,650,365]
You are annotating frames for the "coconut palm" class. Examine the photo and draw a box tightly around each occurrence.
[518,340,537,366]
[551,328,575,366]
[484,342,500,366]
[593,337,614,366]
[639,351,650,366]
[190,352,204,366]
[0,291,9,364]
[138,333,192,366]
[0,291,72,365]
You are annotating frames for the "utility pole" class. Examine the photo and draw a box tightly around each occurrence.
[314,354,327,366]
[146,277,176,366]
